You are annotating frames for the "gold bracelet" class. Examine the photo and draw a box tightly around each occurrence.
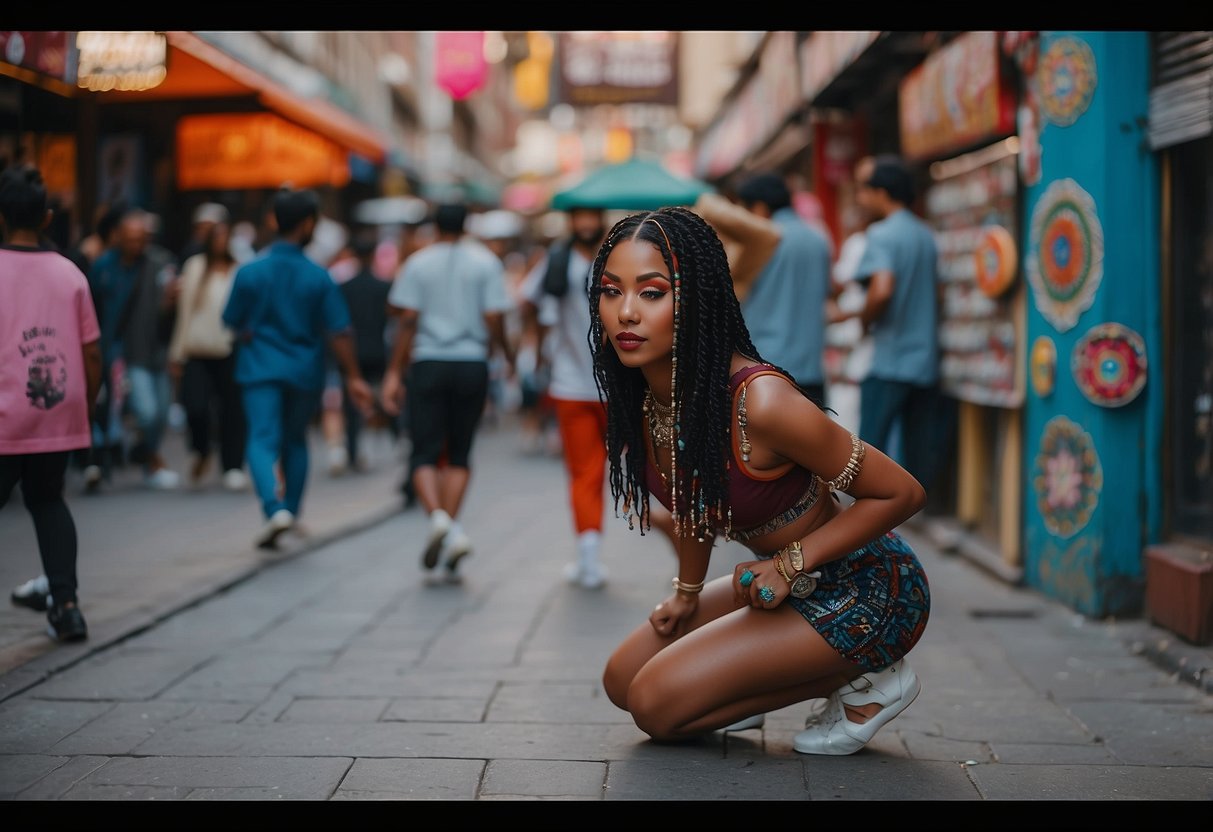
[771,553,792,584]
[825,433,866,493]
[783,540,805,572]
[672,577,705,594]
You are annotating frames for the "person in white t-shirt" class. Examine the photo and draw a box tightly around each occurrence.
[519,206,614,589]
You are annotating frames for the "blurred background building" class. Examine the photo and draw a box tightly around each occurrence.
[1,29,1210,646]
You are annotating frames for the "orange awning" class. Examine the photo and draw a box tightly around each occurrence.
[94,31,388,164]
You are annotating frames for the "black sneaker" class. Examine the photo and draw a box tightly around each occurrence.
[46,603,88,643]
[11,575,50,612]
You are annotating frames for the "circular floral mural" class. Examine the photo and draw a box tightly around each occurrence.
[1033,416,1103,539]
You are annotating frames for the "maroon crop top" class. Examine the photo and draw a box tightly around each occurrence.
[645,363,823,541]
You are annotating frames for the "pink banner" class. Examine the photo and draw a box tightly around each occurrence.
[435,32,487,100]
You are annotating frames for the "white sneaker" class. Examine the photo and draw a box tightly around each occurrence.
[145,467,180,490]
[327,445,348,476]
[83,464,102,492]
[421,509,452,570]
[567,530,607,589]
[442,527,472,579]
[792,659,921,756]
[256,509,295,549]
[222,469,249,492]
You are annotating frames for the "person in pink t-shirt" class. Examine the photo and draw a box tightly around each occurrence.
[0,165,102,643]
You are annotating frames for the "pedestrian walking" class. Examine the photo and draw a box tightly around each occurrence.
[89,207,182,490]
[518,205,615,588]
[380,202,515,582]
[336,230,396,472]
[221,187,374,549]
[0,165,102,641]
[589,206,930,753]
[840,155,953,497]
[168,214,247,491]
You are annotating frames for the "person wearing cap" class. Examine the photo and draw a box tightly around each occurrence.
[841,154,950,498]
[179,202,230,269]
[381,202,516,582]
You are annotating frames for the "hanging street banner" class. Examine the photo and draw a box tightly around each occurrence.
[435,31,487,101]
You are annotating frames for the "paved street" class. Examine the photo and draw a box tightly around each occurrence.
[1,413,1211,802]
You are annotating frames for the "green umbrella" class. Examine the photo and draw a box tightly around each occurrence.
[550,157,713,211]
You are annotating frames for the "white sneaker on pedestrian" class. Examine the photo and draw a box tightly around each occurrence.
[256,509,295,549]
[442,525,472,580]
[222,469,249,492]
[722,713,765,732]
[11,574,51,612]
[83,464,102,493]
[421,509,452,570]
[328,445,348,476]
[145,467,180,490]
[564,530,607,589]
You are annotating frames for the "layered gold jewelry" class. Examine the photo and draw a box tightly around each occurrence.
[783,540,805,572]
[825,433,866,494]
[643,390,676,450]
[772,551,792,583]
[672,577,705,595]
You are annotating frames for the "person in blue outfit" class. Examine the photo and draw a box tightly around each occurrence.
[842,155,952,497]
[222,187,374,549]
[698,172,834,407]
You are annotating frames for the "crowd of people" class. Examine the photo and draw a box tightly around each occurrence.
[3,152,951,757]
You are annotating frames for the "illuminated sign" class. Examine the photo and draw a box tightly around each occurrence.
[76,31,167,92]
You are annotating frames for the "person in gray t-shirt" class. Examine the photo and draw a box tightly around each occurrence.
[845,155,952,496]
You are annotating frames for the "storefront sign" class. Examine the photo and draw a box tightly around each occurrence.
[928,152,1023,407]
[558,31,678,106]
[899,31,1016,161]
[0,31,72,81]
[434,31,487,101]
[75,31,167,92]
[176,113,350,191]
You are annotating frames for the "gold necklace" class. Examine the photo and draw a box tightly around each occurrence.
[643,389,676,449]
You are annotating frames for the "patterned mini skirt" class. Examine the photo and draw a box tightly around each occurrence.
[772,529,930,672]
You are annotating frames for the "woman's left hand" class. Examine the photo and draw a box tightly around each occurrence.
[733,559,788,609]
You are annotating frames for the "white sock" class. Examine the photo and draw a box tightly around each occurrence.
[448,520,465,540]
[430,509,451,531]
[578,530,602,565]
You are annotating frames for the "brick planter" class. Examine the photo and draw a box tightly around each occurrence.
[1144,543,1213,646]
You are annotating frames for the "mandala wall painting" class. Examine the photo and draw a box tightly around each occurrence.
[1071,322,1148,407]
[1027,179,1104,333]
[1033,416,1103,540]
[1030,335,1057,398]
[1038,35,1097,127]
[974,224,1018,298]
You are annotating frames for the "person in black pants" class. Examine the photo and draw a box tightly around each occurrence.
[1,165,103,641]
[337,231,395,472]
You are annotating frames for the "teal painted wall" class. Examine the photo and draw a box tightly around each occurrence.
[1022,31,1162,617]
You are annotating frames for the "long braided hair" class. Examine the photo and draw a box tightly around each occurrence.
[587,205,800,539]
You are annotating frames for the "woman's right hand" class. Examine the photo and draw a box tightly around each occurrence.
[649,592,698,639]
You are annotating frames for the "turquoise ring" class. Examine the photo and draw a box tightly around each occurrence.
[739,569,755,588]
[758,585,776,604]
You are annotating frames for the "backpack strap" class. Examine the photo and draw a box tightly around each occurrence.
[542,238,574,297]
